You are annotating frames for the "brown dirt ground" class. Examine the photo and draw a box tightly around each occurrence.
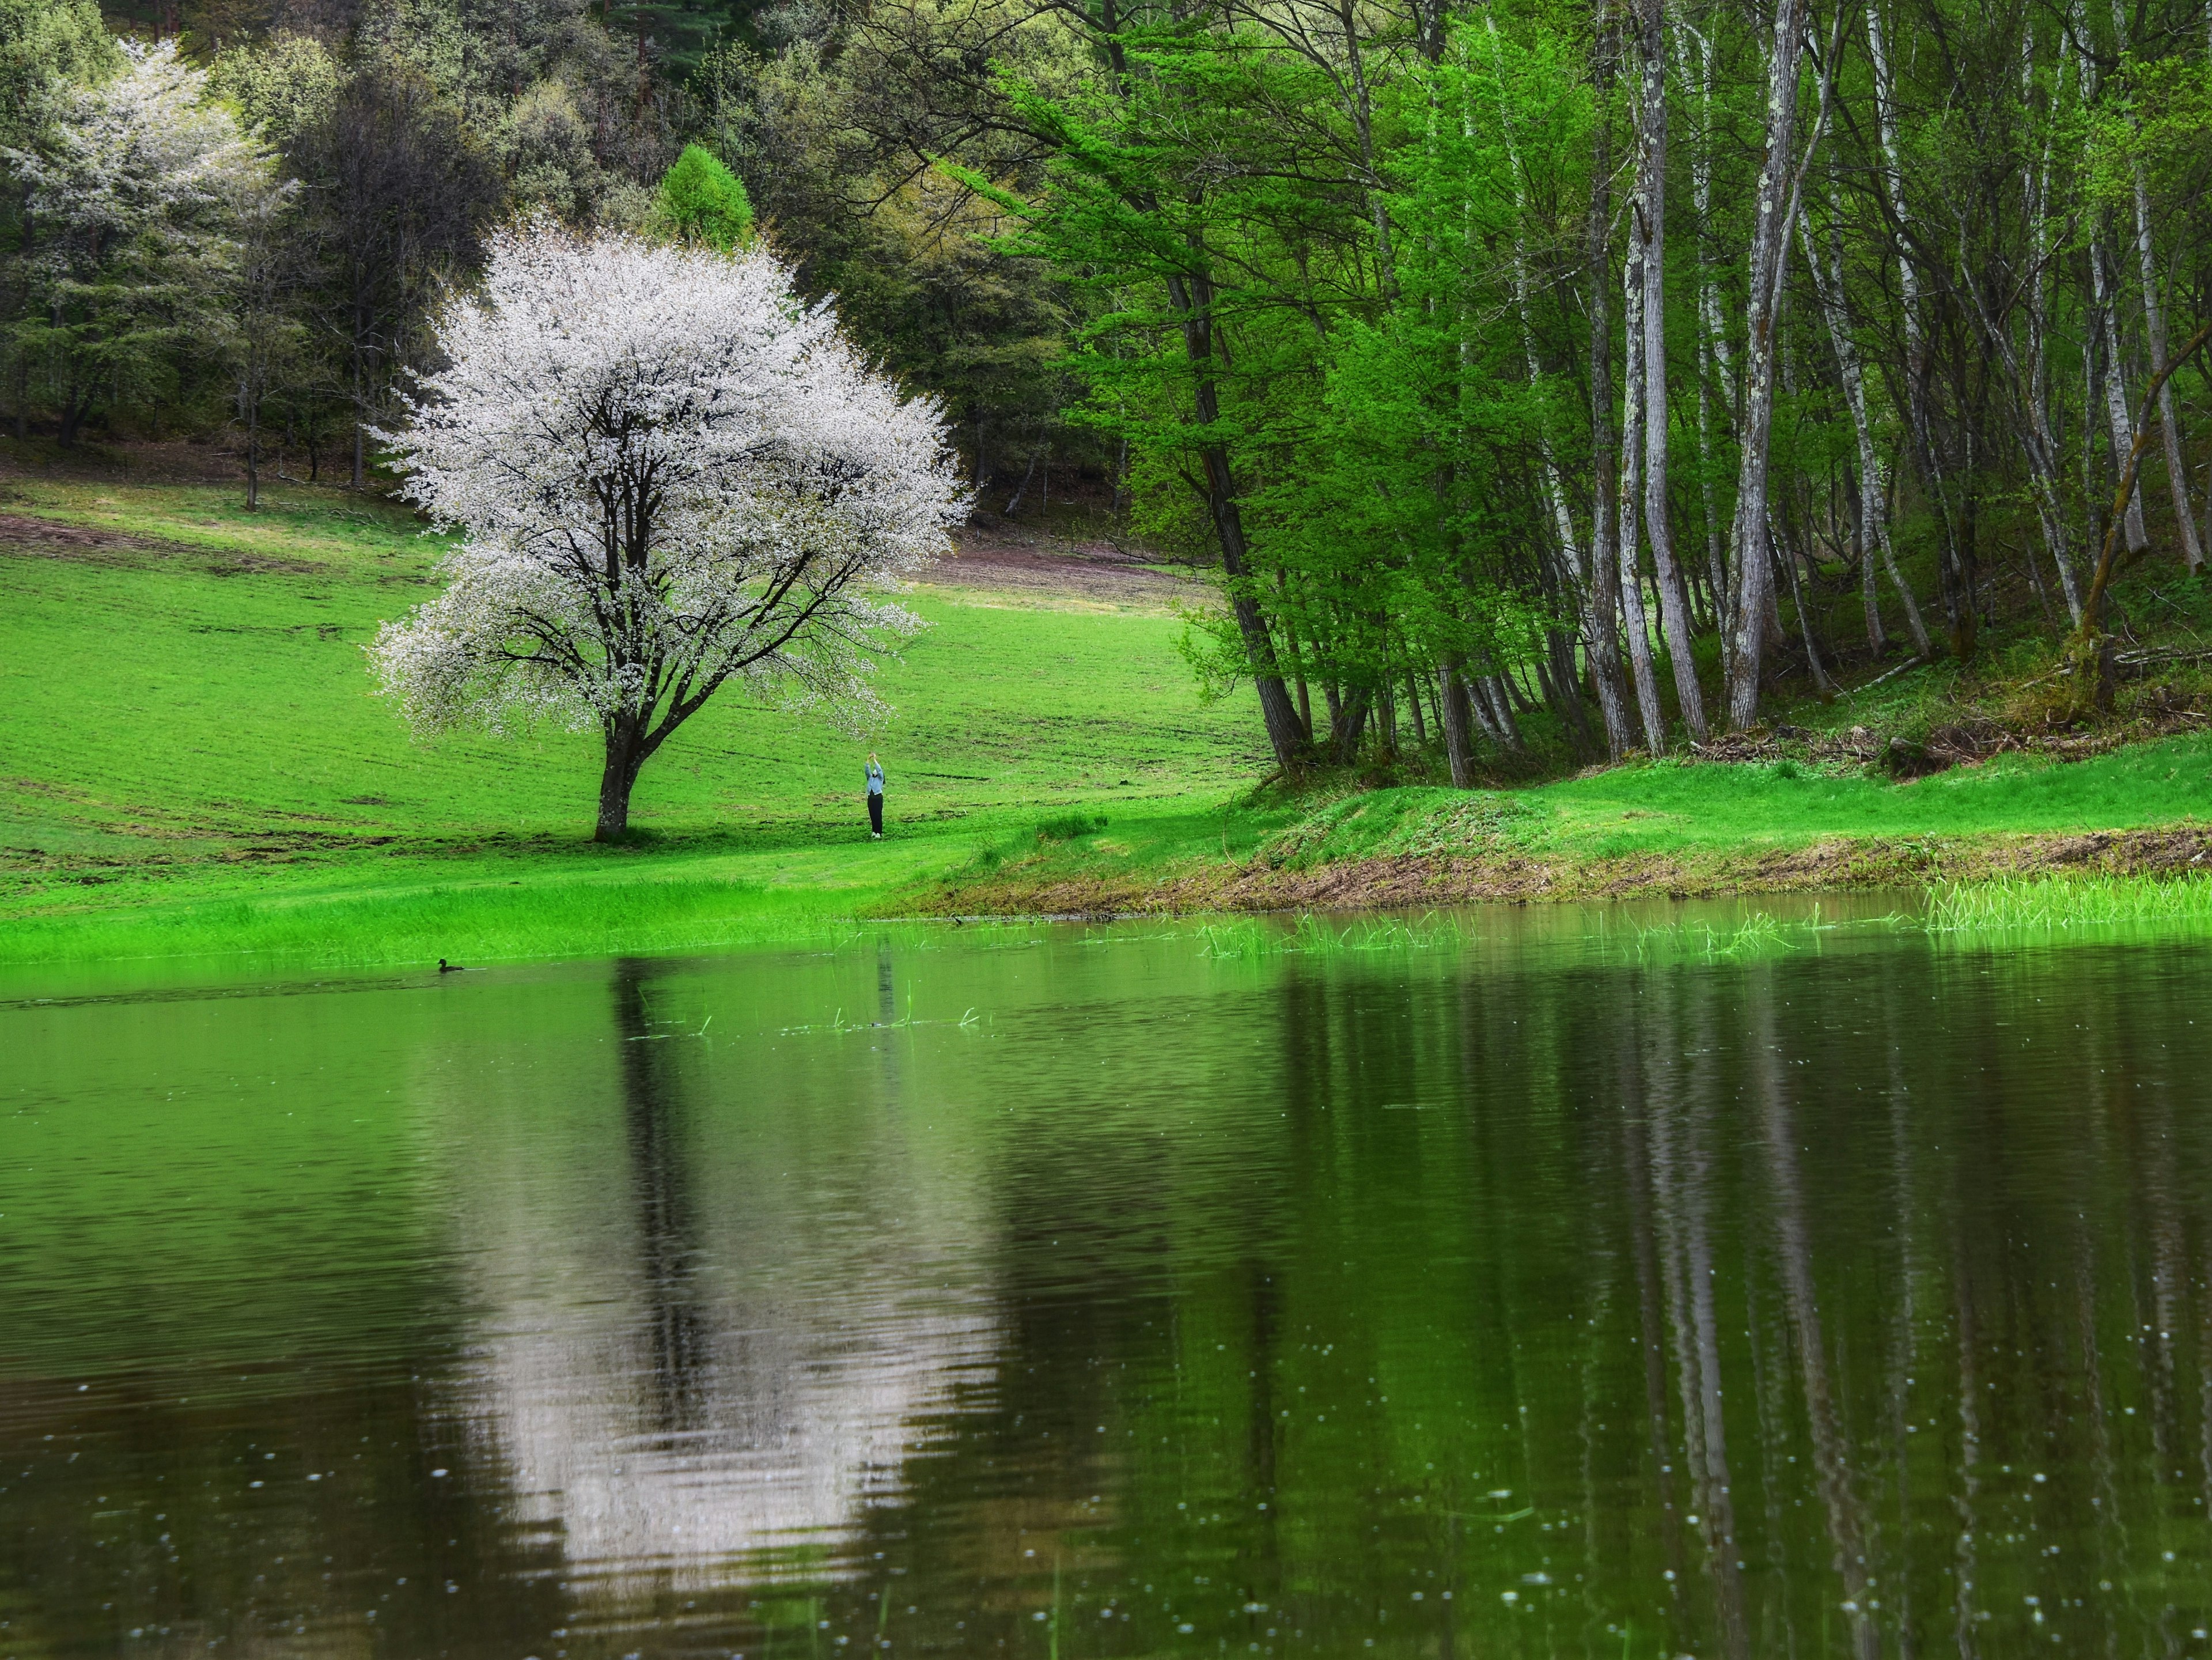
[922,516,1199,607]
[0,512,319,574]
[897,826,2212,920]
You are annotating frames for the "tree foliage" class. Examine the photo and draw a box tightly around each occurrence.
[657,141,753,249]
[369,223,967,839]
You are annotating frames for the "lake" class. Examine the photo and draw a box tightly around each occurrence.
[4,902,2210,1658]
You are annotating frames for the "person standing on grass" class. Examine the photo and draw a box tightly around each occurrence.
[865,751,885,839]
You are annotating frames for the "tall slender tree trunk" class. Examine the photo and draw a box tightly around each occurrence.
[1679,21,1732,642]
[243,378,262,511]
[2111,0,2205,572]
[2090,240,2150,554]
[2011,27,2085,621]
[1618,238,1669,751]
[1479,670,1527,753]
[1633,0,1709,740]
[1484,13,1631,754]
[1722,0,1814,727]
[1798,198,1935,654]
[1164,267,1307,770]
[1587,6,1639,757]
[1439,661,1477,786]
[350,339,368,491]
[1867,1,1963,651]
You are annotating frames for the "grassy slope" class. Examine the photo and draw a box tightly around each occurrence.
[6,460,2212,966]
[0,467,1263,965]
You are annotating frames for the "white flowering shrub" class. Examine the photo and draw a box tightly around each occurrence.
[369,222,968,838]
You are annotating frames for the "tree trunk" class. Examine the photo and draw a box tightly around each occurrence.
[1723,0,1815,728]
[2113,0,2205,573]
[1440,661,1476,786]
[1586,10,1638,758]
[1679,21,1734,645]
[1003,446,1041,516]
[1867,0,1961,652]
[1798,197,1936,655]
[1330,685,1370,766]
[1165,267,1306,770]
[1480,671,1527,754]
[596,716,649,842]
[244,390,261,511]
[2090,240,2149,556]
[1633,0,1709,742]
[1488,8,1631,754]
[1853,466,1884,654]
[1545,627,1600,758]
[1618,232,1669,753]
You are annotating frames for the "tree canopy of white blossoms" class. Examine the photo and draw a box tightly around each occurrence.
[6,39,271,443]
[369,223,968,840]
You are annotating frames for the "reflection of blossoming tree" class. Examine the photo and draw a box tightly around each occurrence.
[370,224,967,840]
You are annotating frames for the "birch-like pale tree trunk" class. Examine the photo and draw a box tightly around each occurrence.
[2088,238,2152,555]
[1588,5,1643,754]
[1438,661,1477,785]
[1677,21,1733,638]
[1797,192,1934,655]
[2016,26,2086,621]
[1481,16,1631,753]
[2112,0,2205,572]
[1723,0,1816,728]
[2070,6,2151,557]
[1632,0,1709,740]
[1866,0,1968,648]
[1618,222,1670,751]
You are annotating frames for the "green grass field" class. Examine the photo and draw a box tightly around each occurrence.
[0,464,1267,965]
[7,456,2212,972]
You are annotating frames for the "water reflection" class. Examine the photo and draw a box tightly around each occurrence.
[445,955,1001,1598]
[3,918,2212,1657]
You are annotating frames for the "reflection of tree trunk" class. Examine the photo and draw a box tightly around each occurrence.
[1949,1228,1984,1659]
[1618,1027,1690,1620]
[1647,976,1749,1659]
[2073,1225,2130,1655]
[612,957,704,1441]
[1753,972,1880,1660]
[1883,1014,1923,1658]
[2138,1092,2184,1472]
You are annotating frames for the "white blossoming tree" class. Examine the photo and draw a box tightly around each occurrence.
[370,224,968,841]
[7,39,271,444]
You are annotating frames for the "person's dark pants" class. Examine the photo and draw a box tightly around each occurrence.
[868,793,884,835]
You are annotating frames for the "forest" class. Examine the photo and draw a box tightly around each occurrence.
[7,0,2212,771]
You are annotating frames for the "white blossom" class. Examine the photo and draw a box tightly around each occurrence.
[368,221,968,837]
[7,41,271,432]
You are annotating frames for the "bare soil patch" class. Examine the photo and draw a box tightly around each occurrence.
[0,512,317,574]
[924,517,1199,607]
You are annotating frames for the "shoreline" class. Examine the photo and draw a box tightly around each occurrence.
[10,818,2211,978]
[898,824,2212,920]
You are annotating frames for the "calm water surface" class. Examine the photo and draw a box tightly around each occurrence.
[5,904,2211,1658]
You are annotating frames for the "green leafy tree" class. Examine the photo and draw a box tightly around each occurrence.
[657,142,753,248]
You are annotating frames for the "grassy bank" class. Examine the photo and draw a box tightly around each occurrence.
[905,733,2212,915]
[9,448,2212,973]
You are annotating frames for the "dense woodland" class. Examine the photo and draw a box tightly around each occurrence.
[7,0,2212,761]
